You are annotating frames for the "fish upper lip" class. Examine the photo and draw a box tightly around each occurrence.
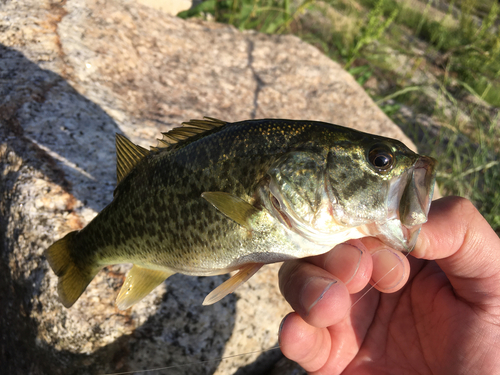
[414,155,437,173]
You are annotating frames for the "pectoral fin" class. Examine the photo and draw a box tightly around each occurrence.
[202,192,260,230]
[116,265,175,310]
[202,263,264,305]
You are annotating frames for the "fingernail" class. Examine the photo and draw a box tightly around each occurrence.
[413,234,428,258]
[278,312,292,346]
[343,244,363,284]
[415,235,423,250]
[300,277,337,315]
[371,249,404,290]
[323,243,363,285]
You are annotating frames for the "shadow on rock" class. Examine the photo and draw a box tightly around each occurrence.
[0,44,235,375]
[0,43,119,212]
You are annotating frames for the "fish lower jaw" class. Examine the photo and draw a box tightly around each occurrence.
[368,220,422,252]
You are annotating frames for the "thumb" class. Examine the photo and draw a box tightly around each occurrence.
[412,196,500,306]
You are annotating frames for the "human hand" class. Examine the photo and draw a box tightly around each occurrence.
[278,196,500,374]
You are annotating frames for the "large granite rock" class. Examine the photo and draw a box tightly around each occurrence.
[136,0,195,15]
[0,0,417,374]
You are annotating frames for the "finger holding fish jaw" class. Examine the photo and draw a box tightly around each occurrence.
[278,239,410,373]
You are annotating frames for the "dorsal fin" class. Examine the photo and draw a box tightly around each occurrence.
[115,134,149,183]
[155,117,227,149]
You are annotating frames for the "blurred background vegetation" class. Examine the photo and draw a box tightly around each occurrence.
[179,0,500,233]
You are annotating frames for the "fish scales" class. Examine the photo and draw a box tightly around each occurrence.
[75,121,348,267]
[45,118,436,309]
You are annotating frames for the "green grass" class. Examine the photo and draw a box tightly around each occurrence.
[358,0,500,106]
[178,0,315,33]
[179,0,500,232]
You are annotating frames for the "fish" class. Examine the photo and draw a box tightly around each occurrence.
[44,117,436,310]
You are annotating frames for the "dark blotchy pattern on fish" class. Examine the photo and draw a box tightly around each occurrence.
[45,118,433,308]
[72,120,368,273]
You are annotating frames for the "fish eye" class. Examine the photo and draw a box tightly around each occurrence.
[368,144,394,172]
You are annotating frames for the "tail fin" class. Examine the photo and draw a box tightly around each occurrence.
[44,232,99,308]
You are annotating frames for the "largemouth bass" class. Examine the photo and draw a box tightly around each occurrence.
[45,118,436,310]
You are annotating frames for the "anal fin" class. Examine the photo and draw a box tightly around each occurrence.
[116,265,175,310]
[202,263,263,306]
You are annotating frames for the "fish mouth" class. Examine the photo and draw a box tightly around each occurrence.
[386,155,437,252]
[400,156,437,228]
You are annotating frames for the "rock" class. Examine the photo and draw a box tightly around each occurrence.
[0,0,418,374]
[136,0,195,15]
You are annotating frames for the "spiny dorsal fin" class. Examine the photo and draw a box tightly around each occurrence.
[116,133,150,183]
[155,117,227,149]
